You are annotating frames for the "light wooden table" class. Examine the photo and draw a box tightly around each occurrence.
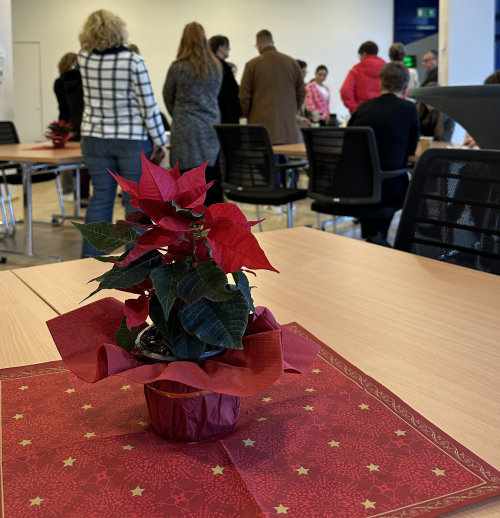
[0,270,61,368]
[273,140,457,162]
[10,227,500,516]
[0,142,84,260]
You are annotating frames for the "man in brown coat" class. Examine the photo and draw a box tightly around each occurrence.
[239,30,305,144]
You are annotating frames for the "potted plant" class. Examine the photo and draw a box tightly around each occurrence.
[47,155,319,441]
[45,119,74,148]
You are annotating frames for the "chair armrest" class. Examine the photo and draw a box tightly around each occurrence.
[275,159,307,171]
[380,168,411,179]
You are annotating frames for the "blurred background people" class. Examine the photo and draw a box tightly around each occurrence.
[163,22,223,205]
[53,51,90,206]
[340,41,386,115]
[239,29,304,144]
[421,49,438,86]
[209,35,241,123]
[416,82,455,142]
[296,59,311,136]
[389,42,418,91]
[306,65,330,124]
[78,9,167,257]
[348,62,420,243]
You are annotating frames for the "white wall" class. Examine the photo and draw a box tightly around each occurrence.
[439,0,495,86]
[0,0,14,120]
[12,0,393,140]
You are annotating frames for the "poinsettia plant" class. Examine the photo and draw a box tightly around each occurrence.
[73,154,278,361]
[45,119,74,143]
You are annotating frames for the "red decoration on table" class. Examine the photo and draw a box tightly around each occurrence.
[1,325,499,517]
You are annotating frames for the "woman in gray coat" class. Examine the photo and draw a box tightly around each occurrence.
[163,22,223,205]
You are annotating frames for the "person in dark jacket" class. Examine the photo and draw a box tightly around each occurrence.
[209,35,241,123]
[349,62,420,242]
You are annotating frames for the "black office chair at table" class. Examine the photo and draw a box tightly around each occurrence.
[394,148,500,275]
[214,124,307,231]
[302,126,410,233]
[0,121,68,237]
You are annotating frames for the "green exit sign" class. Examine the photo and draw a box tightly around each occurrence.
[417,7,437,18]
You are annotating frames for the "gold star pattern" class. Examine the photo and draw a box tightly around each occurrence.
[81,404,92,410]
[121,385,131,390]
[261,397,272,402]
[130,486,145,497]
[122,444,134,451]
[256,417,267,422]
[362,499,376,509]
[394,429,406,436]
[65,388,75,394]
[138,420,149,427]
[358,403,370,410]
[305,388,316,392]
[211,465,225,475]
[366,463,379,472]
[19,439,31,446]
[63,456,76,467]
[274,504,289,514]
[432,468,446,476]
[295,466,309,475]
[311,368,321,374]
[19,385,29,391]
[12,413,24,420]
[84,432,95,439]
[328,439,340,447]
[303,405,314,411]
[29,496,44,506]
[242,438,255,447]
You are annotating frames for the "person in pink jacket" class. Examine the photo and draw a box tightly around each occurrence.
[340,41,386,115]
[305,65,330,122]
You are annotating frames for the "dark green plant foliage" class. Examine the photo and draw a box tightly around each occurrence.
[115,316,139,351]
[72,221,140,253]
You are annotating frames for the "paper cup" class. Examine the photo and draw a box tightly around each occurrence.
[419,136,434,152]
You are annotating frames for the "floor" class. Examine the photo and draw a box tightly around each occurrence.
[0,175,400,271]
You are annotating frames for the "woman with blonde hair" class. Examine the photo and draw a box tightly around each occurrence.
[78,9,167,256]
[163,22,223,205]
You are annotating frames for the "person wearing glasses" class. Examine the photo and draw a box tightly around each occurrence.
[421,50,438,86]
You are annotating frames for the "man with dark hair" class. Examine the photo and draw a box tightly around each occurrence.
[208,35,241,123]
[239,30,305,144]
[421,49,438,86]
[348,62,420,243]
[340,40,386,114]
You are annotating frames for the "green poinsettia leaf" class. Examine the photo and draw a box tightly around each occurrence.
[72,221,140,253]
[177,261,234,305]
[115,316,139,351]
[179,291,248,349]
[231,271,255,312]
[171,319,207,360]
[150,261,190,321]
[83,250,163,302]
[148,295,174,346]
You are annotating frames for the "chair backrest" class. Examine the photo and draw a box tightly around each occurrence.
[394,148,500,275]
[302,126,383,205]
[214,124,276,192]
[0,121,20,145]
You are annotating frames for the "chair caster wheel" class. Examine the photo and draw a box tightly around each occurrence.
[0,257,6,264]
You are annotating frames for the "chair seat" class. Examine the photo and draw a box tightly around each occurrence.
[311,201,397,219]
[225,187,307,206]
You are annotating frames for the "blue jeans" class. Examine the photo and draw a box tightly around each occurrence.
[81,137,153,257]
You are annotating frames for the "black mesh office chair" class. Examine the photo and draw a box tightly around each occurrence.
[0,121,66,236]
[302,126,410,232]
[394,148,500,275]
[214,124,307,231]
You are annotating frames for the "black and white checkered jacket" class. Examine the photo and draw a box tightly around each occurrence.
[78,46,167,147]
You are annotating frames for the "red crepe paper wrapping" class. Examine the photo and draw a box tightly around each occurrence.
[47,297,319,440]
[144,381,241,441]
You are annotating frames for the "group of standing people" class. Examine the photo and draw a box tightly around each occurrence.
[54,8,457,256]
